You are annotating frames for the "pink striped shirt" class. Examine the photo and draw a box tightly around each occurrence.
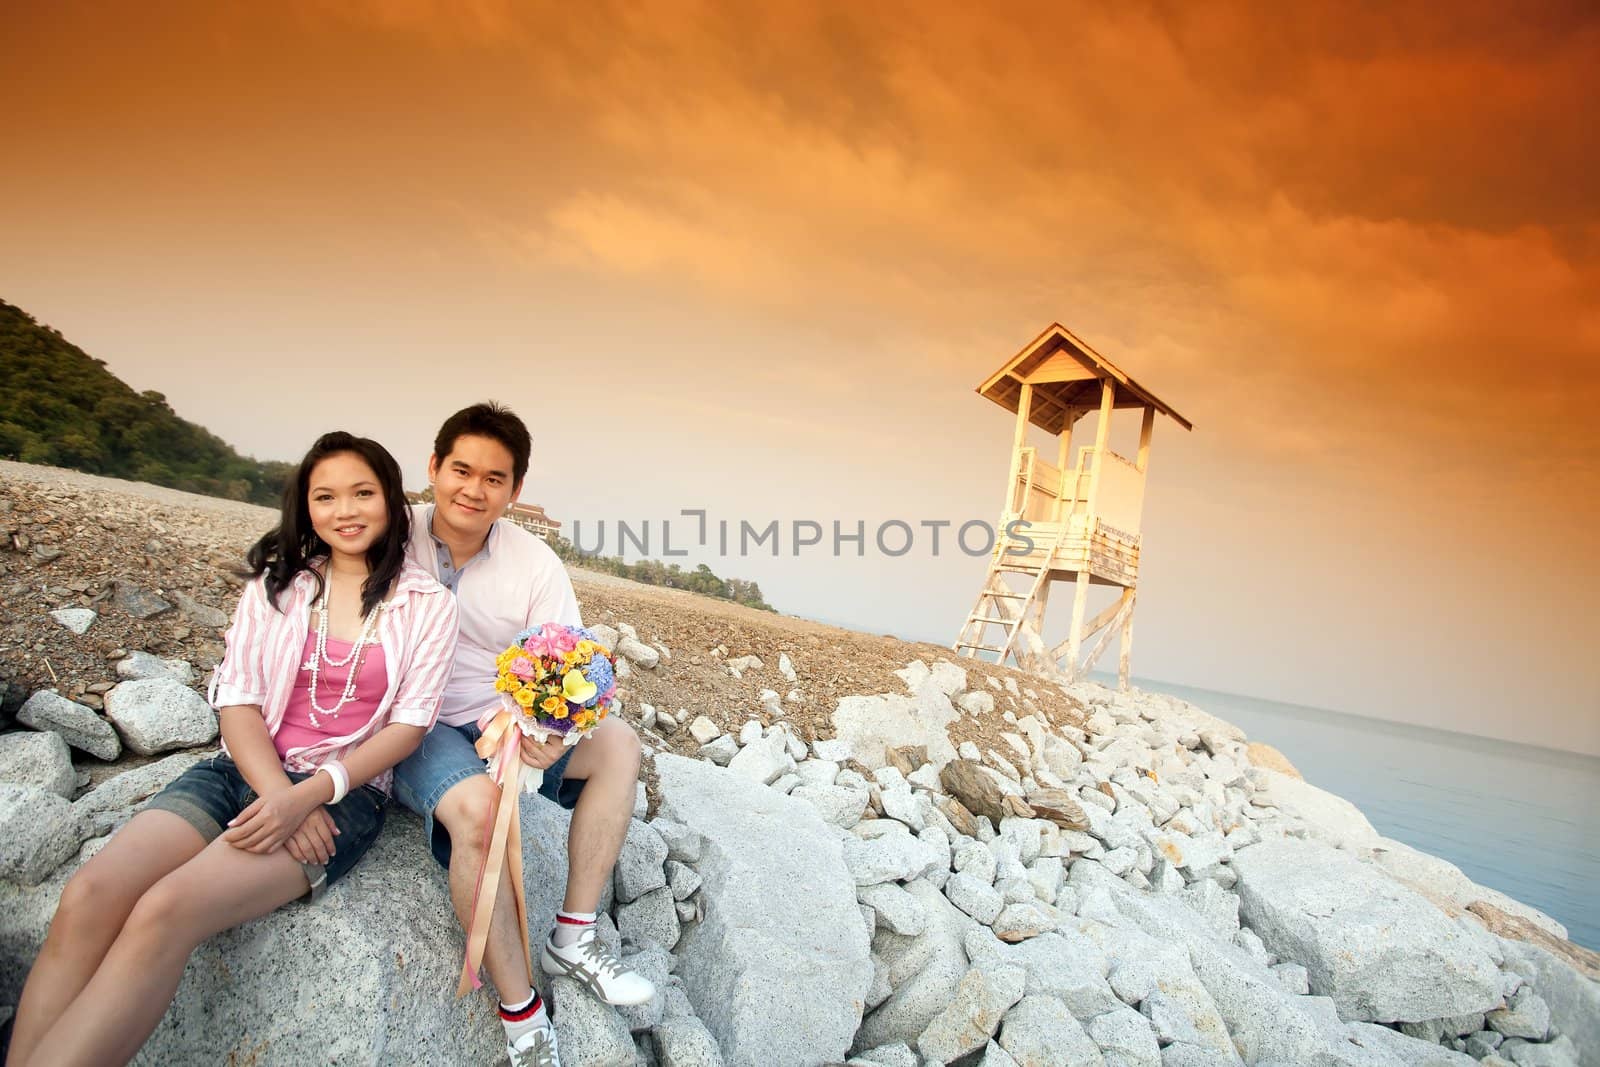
[207,559,459,794]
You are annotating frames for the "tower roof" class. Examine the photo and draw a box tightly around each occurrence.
[976,323,1192,435]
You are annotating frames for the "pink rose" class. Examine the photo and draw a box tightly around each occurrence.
[542,623,578,656]
[510,656,535,679]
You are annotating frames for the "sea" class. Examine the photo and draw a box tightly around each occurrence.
[1100,675,1600,951]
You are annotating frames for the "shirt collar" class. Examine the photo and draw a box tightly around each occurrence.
[426,504,497,560]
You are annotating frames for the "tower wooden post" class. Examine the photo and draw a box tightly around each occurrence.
[954,324,1191,687]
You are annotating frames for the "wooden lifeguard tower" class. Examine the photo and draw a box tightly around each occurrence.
[954,323,1191,688]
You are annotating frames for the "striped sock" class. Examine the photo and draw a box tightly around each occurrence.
[552,909,596,949]
[499,990,548,1044]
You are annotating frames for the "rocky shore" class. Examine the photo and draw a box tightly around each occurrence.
[1,462,1595,1067]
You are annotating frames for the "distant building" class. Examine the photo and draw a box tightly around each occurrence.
[504,501,561,540]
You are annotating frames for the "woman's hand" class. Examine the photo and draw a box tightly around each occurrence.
[284,807,341,866]
[519,732,569,770]
[222,781,322,854]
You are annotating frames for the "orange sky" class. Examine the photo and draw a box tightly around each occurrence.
[3,1,1597,754]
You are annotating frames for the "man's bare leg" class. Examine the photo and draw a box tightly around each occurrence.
[558,718,642,914]
[433,775,533,1005]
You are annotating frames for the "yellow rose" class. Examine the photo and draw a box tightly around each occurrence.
[513,687,536,707]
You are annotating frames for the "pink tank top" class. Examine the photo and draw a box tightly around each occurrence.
[274,631,389,761]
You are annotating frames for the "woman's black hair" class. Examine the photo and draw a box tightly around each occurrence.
[245,431,411,617]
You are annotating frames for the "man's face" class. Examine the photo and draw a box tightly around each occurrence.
[427,433,520,544]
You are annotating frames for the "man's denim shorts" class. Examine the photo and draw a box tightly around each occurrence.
[145,755,388,900]
[392,721,585,869]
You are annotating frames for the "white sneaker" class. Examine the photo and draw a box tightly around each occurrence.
[508,1023,560,1067]
[540,926,656,1006]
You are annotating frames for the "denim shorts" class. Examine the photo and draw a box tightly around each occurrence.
[145,755,387,900]
[392,721,586,869]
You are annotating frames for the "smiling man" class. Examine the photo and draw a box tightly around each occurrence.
[393,402,651,1067]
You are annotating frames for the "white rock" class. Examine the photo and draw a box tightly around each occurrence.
[945,871,1005,924]
[859,882,928,937]
[17,691,121,761]
[1232,838,1501,1022]
[652,1015,727,1067]
[103,678,218,755]
[0,730,76,798]
[654,753,869,1066]
[830,691,960,773]
[73,752,205,825]
[791,781,870,829]
[1496,936,1600,1059]
[1251,770,1380,847]
[1269,962,1310,995]
[616,635,661,668]
[727,730,794,787]
[1088,1003,1159,1067]
[959,691,997,716]
[965,926,1120,1019]
[0,784,91,885]
[614,819,670,903]
[699,735,739,766]
[916,964,1026,1065]
[114,651,194,684]
[551,974,637,1065]
[617,886,680,951]
[1000,993,1106,1066]
[854,880,975,1051]
[1486,985,1550,1040]
[991,900,1059,941]
[846,826,946,887]
[851,1042,916,1067]
[48,608,97,635]
[688,716,723,744]
[777,652,797,681]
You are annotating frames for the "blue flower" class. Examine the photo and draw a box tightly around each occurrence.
[580,653,615,707]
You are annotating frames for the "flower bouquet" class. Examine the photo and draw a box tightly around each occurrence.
[457,622,618,996]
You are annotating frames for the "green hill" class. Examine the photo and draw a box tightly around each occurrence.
[0,299,292,505]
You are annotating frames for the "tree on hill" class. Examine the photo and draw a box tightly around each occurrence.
[0,299,293,505]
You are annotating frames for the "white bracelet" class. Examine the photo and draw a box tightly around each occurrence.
[317,761,349,805]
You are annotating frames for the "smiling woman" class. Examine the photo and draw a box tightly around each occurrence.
[6,430,460,1067]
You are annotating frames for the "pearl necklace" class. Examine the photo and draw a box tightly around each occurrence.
[307,574,384,725]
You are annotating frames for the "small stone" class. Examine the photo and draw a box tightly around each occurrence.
[111,580,172,619]
[666,859,702,902]
[698,735,739,766]
[614,819,670,903]
[992,900,1059,942]
[1486,985,1550,1040]
[617,886,680,951]
[858,882,929,937]
[17,690,121,760]
[945,871,1005,925]
[48,608,97,635]
[688,716,722,744]
[616,636,661,668]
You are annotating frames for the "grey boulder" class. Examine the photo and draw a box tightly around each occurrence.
[0,730,76,798]
[104,678,218,755]
[17,690,122,761]
[1232,838,1501,1022]
[653,753,870,1067]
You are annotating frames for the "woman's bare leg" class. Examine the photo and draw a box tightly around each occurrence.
[22,835,310,1067]
[5,811,205,1067]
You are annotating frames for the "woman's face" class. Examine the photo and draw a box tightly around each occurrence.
[307,451,389,560]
